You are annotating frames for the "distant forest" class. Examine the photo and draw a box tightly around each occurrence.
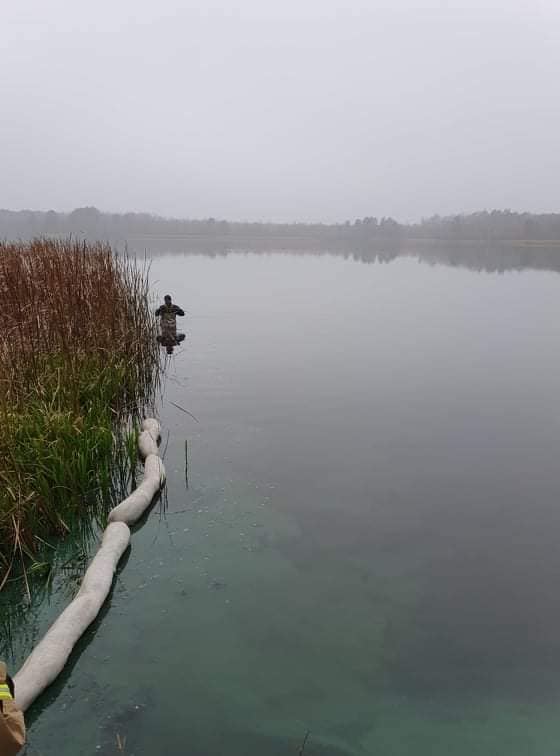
[1,206,560,243]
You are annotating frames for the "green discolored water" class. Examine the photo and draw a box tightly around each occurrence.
[8,247,560,754]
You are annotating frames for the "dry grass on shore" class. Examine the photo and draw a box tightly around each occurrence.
[0,238,160,589]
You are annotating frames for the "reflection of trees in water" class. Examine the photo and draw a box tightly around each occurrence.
[3,205,560,273]
[400,240,560,275]
[120,236,560,275]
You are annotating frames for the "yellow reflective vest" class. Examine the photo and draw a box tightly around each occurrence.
[0,662,25,755]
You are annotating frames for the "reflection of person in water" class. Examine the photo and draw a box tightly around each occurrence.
[155,295,186,354]
[157,330,185,355]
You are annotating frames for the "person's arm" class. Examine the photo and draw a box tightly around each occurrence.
[174,306,185,316]
[155,306,162,316]
[0,663,26,755]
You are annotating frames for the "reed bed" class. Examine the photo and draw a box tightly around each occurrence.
[0,238,160,589]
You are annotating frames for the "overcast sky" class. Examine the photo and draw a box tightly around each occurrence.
[1,0,558,223]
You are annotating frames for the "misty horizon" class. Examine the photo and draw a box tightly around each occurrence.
[2,204,560,228]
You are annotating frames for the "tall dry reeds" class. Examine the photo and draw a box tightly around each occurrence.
[0,238,160,588]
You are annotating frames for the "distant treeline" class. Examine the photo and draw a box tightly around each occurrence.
[1,206,560,242]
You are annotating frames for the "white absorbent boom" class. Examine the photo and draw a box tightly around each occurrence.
[14,418,165,712]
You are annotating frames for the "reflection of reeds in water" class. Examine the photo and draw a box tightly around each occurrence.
[0,238,160,593]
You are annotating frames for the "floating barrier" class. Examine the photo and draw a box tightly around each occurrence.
[109,420,165,526]
[14,418,165,712]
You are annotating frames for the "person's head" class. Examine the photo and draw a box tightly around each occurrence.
[164,295,172,306]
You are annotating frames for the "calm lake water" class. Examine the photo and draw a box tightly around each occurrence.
[8,244,560,755]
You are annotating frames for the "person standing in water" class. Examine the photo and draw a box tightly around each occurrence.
[155,295,185,332]
[155,295,185,354]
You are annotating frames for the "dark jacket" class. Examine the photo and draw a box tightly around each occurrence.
[155,304,185,327]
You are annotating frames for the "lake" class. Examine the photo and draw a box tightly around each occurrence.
[9,243,560,755]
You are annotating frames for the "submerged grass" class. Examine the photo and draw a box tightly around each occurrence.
[0,238,160,589]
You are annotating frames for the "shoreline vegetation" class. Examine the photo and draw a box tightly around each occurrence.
[0,239,160,593]
[2,206,560,244]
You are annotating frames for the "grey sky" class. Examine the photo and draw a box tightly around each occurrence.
[1,0,558,223]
